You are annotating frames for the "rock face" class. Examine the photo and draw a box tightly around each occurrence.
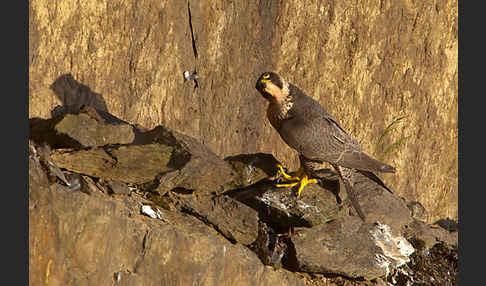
[29,112,457,285]
[29,156,303,286]
[291,218,414,280]
[29,0,458,223]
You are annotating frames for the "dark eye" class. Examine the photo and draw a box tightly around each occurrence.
[263,73,270,79]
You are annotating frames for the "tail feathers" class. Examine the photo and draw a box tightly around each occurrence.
[362,153,396,173]
[379,163,396,173]
[338,151,396,174]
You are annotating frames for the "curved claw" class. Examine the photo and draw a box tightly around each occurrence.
[276,181,300,188]
[276,164,296,180]
[296,175,318,197]
[275,164,318,197]
[276,164,303,181]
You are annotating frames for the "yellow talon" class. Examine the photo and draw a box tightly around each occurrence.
[296,174,318,197]
[276,181,300,188]
[275,164,318,197]
[276,164,303,181]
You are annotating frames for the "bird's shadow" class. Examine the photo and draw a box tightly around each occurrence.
[29,74,141,148]
[49,73,126,124]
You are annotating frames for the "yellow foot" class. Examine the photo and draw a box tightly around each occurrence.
[295,175,318,197]
[276,181,300,188]
[275,164,318,197]
[276,163,303,181]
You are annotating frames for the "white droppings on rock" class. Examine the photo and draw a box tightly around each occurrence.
[141,205,163,219]
[296,200,319,213]
[245,164,256,184]
[260,192,289,212]
[371,221,415,276]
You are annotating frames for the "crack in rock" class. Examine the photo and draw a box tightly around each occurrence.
[133,230,151,273]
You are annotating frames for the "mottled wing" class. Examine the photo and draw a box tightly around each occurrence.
[278,85,395,173]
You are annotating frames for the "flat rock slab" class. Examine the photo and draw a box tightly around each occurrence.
[50,144,175,184]
[173,193,259,245]
[346,170,414,233]
[292,217,415,280]
[229,181,344,229]
[30,111,135,148]
[55,113,135,147]
[135,125,236,194]
[39,117,236,194]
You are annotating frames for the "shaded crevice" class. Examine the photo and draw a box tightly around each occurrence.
[132,230,150,273]
[132,125,192,170]
[280,236,299,271]
[29,117,85,149]
[187,1,198,59]
[248,220,288,268]
[102,147,120,166]
[170,187,195,195]
[179,205,237,244]
[224,180,310,270]
[138,169,179,193]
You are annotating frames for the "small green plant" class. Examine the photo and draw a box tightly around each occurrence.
[374,115,408,161]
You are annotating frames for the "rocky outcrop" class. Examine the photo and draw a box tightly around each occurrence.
[29,0,458,223]
[29,155,303,286]
[29,110,457,285]
[291,218,414,280]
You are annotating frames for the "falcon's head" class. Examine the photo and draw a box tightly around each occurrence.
[255,72,289,103]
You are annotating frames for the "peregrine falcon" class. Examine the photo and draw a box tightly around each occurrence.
[255,71,396,220]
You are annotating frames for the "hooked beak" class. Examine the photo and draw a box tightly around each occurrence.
[258,79,269,89]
